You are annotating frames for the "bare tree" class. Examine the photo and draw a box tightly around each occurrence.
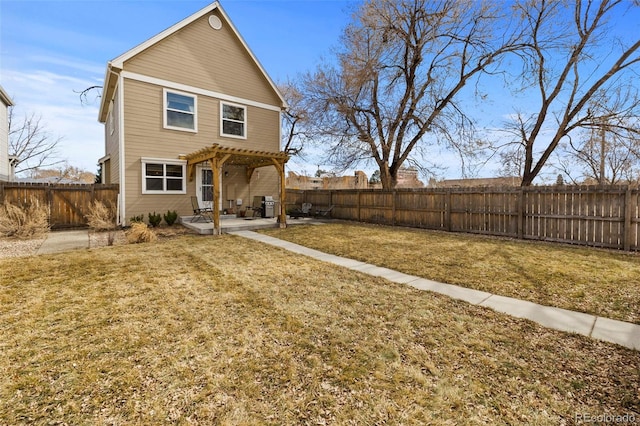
[76,85,103,106]
[559,120,640,185]
[28,163,96,183]
[302,0,523,189]
[8,107,63,175]
[278,80,312,156]
[501,0,640,186]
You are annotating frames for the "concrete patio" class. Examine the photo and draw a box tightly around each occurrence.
[179,215,325,234]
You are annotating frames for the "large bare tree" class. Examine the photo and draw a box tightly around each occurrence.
[8,107,63,175]
[558,116,640,185]
[278,80,313,156]
[303,0,523,189]
[502,0,640,186]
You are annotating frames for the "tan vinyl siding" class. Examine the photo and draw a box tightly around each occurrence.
[123,11,282,107]
[123,78,279,154]
[121,78,281,220]
[103,159,111,184]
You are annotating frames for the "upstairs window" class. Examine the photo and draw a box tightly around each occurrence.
[220,101,246,139]
[164,89,197,132]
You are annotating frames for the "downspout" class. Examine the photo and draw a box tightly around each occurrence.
[117,70,126,225]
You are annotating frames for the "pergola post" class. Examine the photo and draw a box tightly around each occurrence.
[208,154,231,235]
[182,144,289,235]
[209,157,221,235]
[272,159,287,228]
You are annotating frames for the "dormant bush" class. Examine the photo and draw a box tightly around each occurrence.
[85,200,118,246]
[126,222,157,244]
[0,199,50,239]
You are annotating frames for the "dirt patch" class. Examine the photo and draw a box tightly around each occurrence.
[0,237,46,259]
[0,225,200,259]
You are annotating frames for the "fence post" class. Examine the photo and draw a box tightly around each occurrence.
[392,190,397,226]
[46,186,54,227]
[624,188,633,251]
[445,189,451,231]
[517,188,524,240]
[357,190,361,222]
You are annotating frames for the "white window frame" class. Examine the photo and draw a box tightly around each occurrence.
[141,158,187,194]
[220,101,247,139]
[163,88,197,132]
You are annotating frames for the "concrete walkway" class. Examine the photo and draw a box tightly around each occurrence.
[229,230,640,351]
[36,230,89,255]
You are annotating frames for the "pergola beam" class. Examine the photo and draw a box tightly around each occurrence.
[180,144,290,235]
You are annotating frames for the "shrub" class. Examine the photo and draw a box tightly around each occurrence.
[130,214,144,223]
[0,199,50,239]
[85,201,118,246]
[148,212,162,227]
[163,210,178,226]
[125,222,157,244]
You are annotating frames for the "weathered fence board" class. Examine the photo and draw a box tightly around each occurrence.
[0,182,119,229]
[286,186,640,252]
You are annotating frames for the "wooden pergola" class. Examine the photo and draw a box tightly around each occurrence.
[180,144,290,235]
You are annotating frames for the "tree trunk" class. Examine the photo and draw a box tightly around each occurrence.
[379,166,397,190]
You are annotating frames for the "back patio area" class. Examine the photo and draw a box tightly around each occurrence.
[179,215,323,234]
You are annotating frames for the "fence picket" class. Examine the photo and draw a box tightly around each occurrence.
[0,182,119,229]
[286,186,640,252]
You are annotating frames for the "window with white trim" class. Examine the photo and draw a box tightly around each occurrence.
[141,158,186,194]
[220,101,246,138]
[164,89,197,131]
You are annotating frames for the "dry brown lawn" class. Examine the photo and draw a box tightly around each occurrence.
[0,233,638,424]
[262,222,640,325]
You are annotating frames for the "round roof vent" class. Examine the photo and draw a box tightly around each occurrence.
[209,15,222,30]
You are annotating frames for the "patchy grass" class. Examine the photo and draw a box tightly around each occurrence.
[0,235,638,424]
[262,222,640,324]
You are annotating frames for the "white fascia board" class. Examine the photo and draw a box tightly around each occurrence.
[0,85,14,106]
[110,2,220,69]
[121,71,282,112]
[98,65,121,123]
[214,3,288,110]
[108,1,287,110]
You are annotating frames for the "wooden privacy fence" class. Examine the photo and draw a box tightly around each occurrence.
[286,186,640,252]
[0,182,119,229]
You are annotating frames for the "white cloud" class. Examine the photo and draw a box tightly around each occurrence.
[4,68,104,173]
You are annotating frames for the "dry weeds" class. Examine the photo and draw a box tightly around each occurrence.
[0,235,638,424]
[263,223,640,325]
[0,200,49,239]
[126,222,158,244]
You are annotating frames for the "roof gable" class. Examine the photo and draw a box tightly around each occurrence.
[0,85,14,107]
[99,1,286,122]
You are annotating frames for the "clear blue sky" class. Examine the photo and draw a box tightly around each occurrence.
[2,0,639,182]
[0,0,356,176]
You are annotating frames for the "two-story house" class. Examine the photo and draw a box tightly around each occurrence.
[0,85,15,182]
[97,2,289,233]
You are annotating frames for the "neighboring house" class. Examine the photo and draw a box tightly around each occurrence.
[0,85,15,182]
[395,167,424,189]
[286,171,369,190]
[16,177,81,184]
[97,2,289,231]
[287,167,424,190]
[431,176,521,188]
